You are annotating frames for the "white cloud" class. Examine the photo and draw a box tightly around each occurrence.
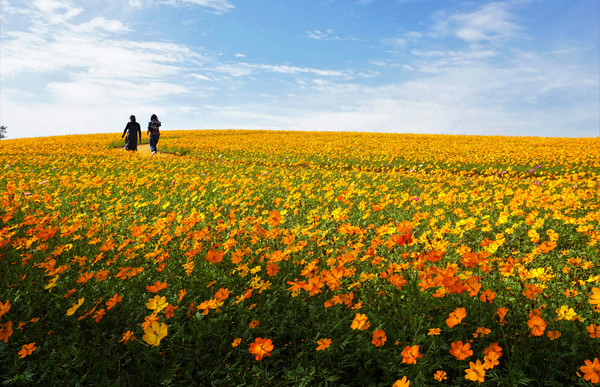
[70,17,131,34]
[369,60,387,67]
[307,28,360,41]
[160,0,234,13]
[308,29,338,40]
[32,0,84,24]
[191,73,213,81]
[213,63,349,78]
[433,2,521,43]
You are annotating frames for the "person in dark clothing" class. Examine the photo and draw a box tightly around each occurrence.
[148,114,161,155]
[122,115,142,151]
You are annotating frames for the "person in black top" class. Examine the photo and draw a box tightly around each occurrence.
[122,115,142,151]
[148,114,161,155]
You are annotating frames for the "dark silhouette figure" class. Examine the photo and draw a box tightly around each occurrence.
[122,115,142,151]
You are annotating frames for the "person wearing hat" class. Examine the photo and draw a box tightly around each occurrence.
[122,115,142,151]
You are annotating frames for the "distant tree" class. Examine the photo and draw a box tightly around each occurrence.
[0,126,6,139]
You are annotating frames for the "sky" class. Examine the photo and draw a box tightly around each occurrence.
[1,0,599,139]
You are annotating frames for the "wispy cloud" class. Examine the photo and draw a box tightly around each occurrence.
[433,2,521,43]
[308,29,339,40]
[160,0,234,13]
[307,28,360,41]
[214,63,349,78]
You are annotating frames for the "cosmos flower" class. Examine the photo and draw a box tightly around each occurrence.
[142,322,168,346]
[249,337,273,361]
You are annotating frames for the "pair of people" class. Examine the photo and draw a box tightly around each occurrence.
[122,114,161,155]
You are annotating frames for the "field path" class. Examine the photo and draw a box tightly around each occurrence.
[120,143,178,158]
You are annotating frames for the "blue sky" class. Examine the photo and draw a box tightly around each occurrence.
[1,0,598,138]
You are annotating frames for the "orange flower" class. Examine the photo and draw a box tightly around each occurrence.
[527,315,547,336]
[76,272,94,284]
[249,337,273,360]
[266,261,279,277]
[119,331,136,344]
[94,270,110,282]
[428,328,441,335]
[484,343,503,358]
[249,319,260,328]
[479,289,495,303]
[267,210,283,227]
[231,338,241,347]
[496,307,508,325]
[483,351,500,370]
[163,304,178,319]
[580,358,600,384]
[523,283,543,300]
[473,327,491,338]
[18,342,36,359]
[392,376,410,387]
[450,341,473,360]
[0,300,11,319]
[587,324,600,339]
[589,288,600,306]
[446,307,467,328]
[105,293,122,310]
[316,338,332,351]
[371,329,387,347]
[177,289,187,303]
[0,321,13,343]
[215,288,230,301]
[465,359,486,384]
[146,281,167,293]
[351,313,370,330]
[93,308,105,323]
[546,330,561,340]
[206,249,223,264]
[433,370,447,382]
[141,313,159,329]
[401,345,423,365]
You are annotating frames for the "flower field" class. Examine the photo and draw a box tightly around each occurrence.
[1,130,599,385]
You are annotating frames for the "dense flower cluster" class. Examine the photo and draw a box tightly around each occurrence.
[0,131,598,384]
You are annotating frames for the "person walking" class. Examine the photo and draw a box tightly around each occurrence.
[148,114,161,156]
[122,115,142,151]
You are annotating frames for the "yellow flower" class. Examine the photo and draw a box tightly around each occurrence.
[392,376,410,387]
[146,295,168,313]
[589,288,600,306]
[142,321,168,346]
[555,305,577,321]
[350,313,370,330]
[465,359,486,384]
[66,298,84,316]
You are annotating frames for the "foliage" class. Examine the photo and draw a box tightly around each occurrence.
[0,130,599,385]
